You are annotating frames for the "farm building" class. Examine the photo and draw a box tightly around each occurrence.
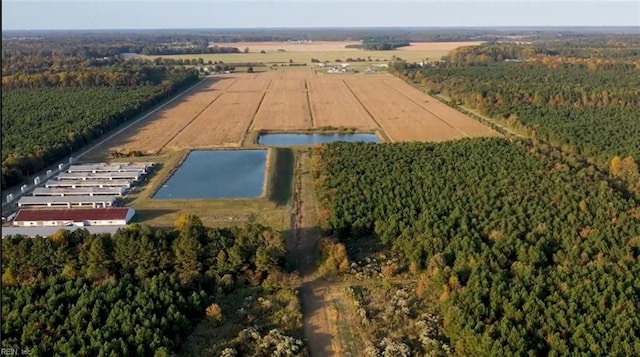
[67,162,154,174]
[55,171,142,181]
[12,207,135,227]
[17,195,117,208]
[32,187,125,197]
[45,180,133,188]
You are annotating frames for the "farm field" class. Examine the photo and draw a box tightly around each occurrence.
[138,41,482,64]
[307,78,378,130]
[269,78,306,91]
[226,78,271,92]
[167,91,265,148]
[251,90,312,130]
[96,77,230,156]
[344,76,468,142]
[382,77,500,137]
[92,68,496,158]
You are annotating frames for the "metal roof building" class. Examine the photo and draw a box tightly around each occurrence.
[45,180,133,188]
[11,207,135,228]
[55,172,142,181]
[67,162,154,174]
[17,195,117,208]
[32,187,125,196]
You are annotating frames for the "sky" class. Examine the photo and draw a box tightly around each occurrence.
[2,0,639,31]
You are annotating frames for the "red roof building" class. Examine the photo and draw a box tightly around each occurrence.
[13,208,135,227]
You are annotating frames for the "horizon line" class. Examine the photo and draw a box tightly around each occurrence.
[3,25,640,32]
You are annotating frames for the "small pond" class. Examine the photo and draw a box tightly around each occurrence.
[153,150,266,199]
[258,133,379,146]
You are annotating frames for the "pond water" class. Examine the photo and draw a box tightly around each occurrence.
[258,133,379,146]
[153,150,267,199]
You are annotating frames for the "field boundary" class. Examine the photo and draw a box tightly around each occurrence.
[305,79,315,127]
[341,79,388,141]
[244,88,269,142]
[158,90,225,154]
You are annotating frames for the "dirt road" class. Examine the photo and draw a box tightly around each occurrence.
[289,151,342,356]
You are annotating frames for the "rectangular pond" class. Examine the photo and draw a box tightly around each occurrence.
[258,133,379,146]
[153,150,267,199]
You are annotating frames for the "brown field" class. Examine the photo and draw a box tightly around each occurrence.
[344,76,464,142]
[269,78,306,91]
[140,41,482,65]
[307,78,378,130]
[212,41,482,53]
[226,78,271,92]
[381,77,500,137]
[251,90,312,130]
[281,70,317,80]
[97,65,496,158]
[106,77,225,154]
[168,91,265,148]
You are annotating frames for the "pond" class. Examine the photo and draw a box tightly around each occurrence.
[153,150,267,199]
[258,133,379,146]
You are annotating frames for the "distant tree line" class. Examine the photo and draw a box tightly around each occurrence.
[139,45,240,56]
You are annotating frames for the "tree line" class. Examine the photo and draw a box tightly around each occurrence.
[312,139,640,355]
[1,67,198,189]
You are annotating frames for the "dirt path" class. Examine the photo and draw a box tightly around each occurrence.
[289,151,344,356]
[289,151,419,356]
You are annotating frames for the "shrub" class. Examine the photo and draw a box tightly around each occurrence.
[206,303,224,323]
[317,237,350,276]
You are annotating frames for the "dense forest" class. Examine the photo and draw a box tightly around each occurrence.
[1,67,198,189]
[392,43,640,193]
[312,139,640,355]
[1,38,201,190]
[1,216,304,356]
[441,41,640,65]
